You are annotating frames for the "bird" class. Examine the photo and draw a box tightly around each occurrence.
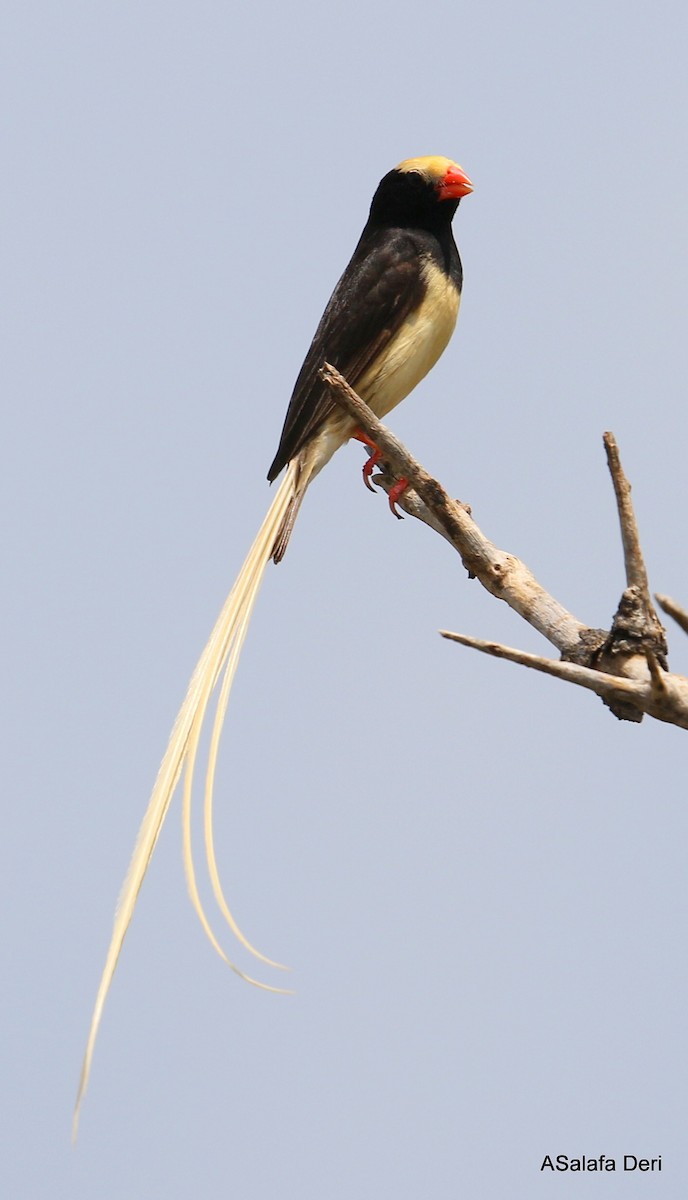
[73,155,473,1136]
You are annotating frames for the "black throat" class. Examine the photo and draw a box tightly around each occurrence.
[362,169,462,284]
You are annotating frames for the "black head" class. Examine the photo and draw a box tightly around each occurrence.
[369,156,473,230]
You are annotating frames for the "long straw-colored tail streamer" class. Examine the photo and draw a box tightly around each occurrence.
[73,463,298,1140]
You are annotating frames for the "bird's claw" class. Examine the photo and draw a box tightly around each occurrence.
[387,477,409,519]
[353,427,407,516]
[362,448,383,491]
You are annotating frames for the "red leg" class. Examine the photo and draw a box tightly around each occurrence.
[361,447,382,491]
[352,426,383,492]
[352,427,407,516]
[387,477,409,519]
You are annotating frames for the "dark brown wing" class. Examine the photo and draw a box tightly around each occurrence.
[267,228,429,481]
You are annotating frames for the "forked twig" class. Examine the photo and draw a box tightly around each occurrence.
[321,364,688,730]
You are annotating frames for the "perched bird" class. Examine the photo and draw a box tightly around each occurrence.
[73,155,473,1135]
[268,155,473,559]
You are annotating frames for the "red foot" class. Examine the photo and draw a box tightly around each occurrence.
[362,447,382,491]
[387,477,409,519]
[352,426,407,518]
[353,426,383,492]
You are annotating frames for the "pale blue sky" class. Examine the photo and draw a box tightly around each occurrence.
[2,1,687,1195]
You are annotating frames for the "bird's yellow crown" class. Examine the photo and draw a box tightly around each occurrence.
[396,155,464,181]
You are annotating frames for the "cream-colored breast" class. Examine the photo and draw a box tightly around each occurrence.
[357,258,460,419]
[300,258,460,484]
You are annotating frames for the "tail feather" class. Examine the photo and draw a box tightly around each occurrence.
[73,463,298,1141]
[271,483,307,564]
[181,526,290,971]
[203,559,276,955]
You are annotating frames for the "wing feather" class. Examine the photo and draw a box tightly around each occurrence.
[267,229,428,481]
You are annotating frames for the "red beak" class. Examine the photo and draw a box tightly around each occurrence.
[438,165,473,201]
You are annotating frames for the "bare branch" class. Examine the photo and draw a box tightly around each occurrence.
[440,631,688,731]
[656,593,688,636]
[597,434,668,704]
[320,363,588,658]
[439,630,648,701]
[604,431,650,597]
[320,365,688,731]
